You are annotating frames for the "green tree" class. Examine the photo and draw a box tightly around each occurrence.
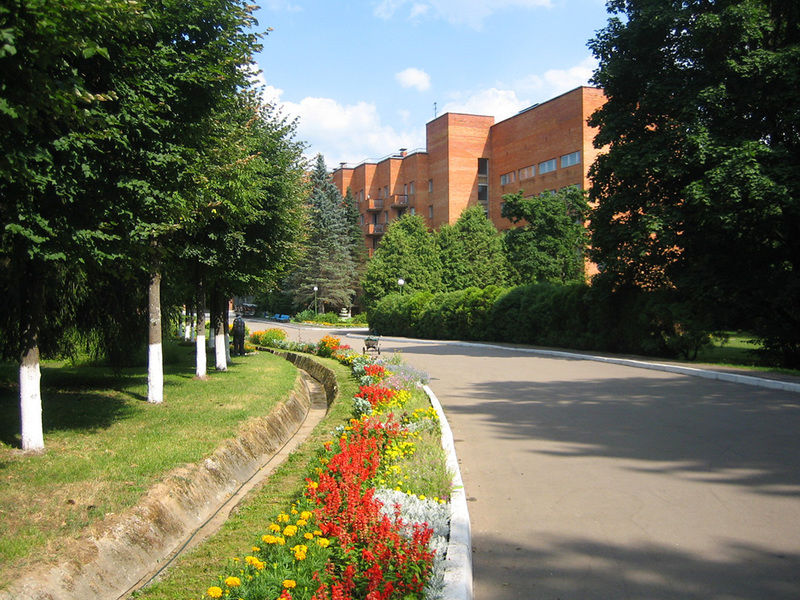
[343,187,368,308]
[437,206,510,291]
[588,0,800,365]
[501,187,589,284]
[362,214,442,304]
[0,0,143,450]
[290,155,355,313]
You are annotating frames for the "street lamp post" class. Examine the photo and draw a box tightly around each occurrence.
[397,278,405,294]
[313,285,318,314]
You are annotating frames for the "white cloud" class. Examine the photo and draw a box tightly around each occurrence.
[264,86,424,166]
[395,67,431,92]
[517,55,598,97]
[374,0,551,29]
[442,88,529,121]
[262,1,302,12]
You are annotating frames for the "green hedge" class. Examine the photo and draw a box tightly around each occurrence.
[367,283,711,359]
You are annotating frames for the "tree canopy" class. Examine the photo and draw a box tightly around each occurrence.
[588,0,800,365]
[436,206,509,291]
[362,214,443,304]
[501,187,589,284]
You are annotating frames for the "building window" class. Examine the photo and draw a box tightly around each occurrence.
[478,184,488,202]
[409,181,415,195]
[360,215,364,225]
[384,185,389,198]
[428,205,433,219]
[478,158,489,176]
[500,171,516,186]
[410,207,416,215]
[384,211,389,223]
[519,165,535,180]
[560,151,580,168]
[539,158,557,174]
[403,183,408,195]
[428,179,433,193]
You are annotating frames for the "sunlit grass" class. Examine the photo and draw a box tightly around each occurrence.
[0,343,297,582]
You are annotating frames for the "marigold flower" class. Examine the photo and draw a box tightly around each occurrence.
[269,523,281,532]
[304,532,314,540]
[296,519,307,526]
[277,513,290,523]
[224,576,241,588]
[316,537,330,548]
[300,510,313,520]
[282,579,297,589]
[307,480,319,489]
[283,525,298,537]
[206,586,223,599]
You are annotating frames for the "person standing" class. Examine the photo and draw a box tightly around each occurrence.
[232,313,246,356]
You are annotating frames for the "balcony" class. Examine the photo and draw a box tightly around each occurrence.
[365,198,384,212]
[389,194,409,208]
[364,222,385,236]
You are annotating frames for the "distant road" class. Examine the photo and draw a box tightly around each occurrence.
[250,322,800,600]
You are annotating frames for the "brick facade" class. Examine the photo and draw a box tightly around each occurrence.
[332,86,605,254]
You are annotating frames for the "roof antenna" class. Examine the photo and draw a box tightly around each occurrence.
[434,102,437,118]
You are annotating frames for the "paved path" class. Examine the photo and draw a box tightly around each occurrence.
[249,321,800,599]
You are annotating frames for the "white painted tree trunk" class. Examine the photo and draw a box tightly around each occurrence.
[147,342,163,403]
[183,306,191,341]
[195,334,207,378]
[147,266,164,404]
[20,346,44,452]
[215,329,227,371]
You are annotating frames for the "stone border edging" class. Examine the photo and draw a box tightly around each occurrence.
[260,348,338,404]
[347,334,800,394]
[424,384,473,600]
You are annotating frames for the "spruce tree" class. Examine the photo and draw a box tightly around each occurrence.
[290,155,355,313]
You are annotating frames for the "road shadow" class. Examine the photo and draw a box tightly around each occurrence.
[473,531,800,600]
[448,374,800,497]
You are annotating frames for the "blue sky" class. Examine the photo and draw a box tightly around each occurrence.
[251,0,610,167]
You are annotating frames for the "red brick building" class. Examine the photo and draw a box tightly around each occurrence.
[332,86,606,254]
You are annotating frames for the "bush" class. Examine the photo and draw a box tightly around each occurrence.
[249,328,287,346]
[369,281,713,360]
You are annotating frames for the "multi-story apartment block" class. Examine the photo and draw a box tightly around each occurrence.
[332,86,606,254]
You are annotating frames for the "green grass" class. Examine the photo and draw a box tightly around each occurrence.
[0,342,298,581]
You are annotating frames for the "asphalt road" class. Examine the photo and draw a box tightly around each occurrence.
[248,321,800,600]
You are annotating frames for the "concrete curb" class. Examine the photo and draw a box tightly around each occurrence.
[424,385,473,600]
[347,334,800,394]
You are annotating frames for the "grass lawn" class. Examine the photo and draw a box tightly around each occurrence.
[0,342,298,585]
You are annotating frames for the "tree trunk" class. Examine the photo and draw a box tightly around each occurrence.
[224,301,231,363]
[147,260,163,404]
[20,339,44,452]
[19,274,45,452]
[183,303,191,341]
[212,287,227,371]
[195,281,207,378]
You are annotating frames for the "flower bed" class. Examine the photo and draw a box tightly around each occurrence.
[197,338,450,600]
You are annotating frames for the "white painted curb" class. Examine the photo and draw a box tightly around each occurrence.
[424,384,473,600]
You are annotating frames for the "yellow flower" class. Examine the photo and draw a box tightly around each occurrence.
[307,480,319,490]
[296,519,307,527]
[291,544,308,560]
[283,580,297,589]
[225,576,241,588]
[252,546,261,552]
[316,537,330,548]
[300,510,313,520]
[269,523,281,532]
[304,532,314,540]
[277,513,290,523]
[283,525,298,537]
[207,586,223,599]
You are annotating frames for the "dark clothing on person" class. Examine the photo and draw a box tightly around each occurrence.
[232,316,246,356]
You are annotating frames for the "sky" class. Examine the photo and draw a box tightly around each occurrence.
[251,0,611,168]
